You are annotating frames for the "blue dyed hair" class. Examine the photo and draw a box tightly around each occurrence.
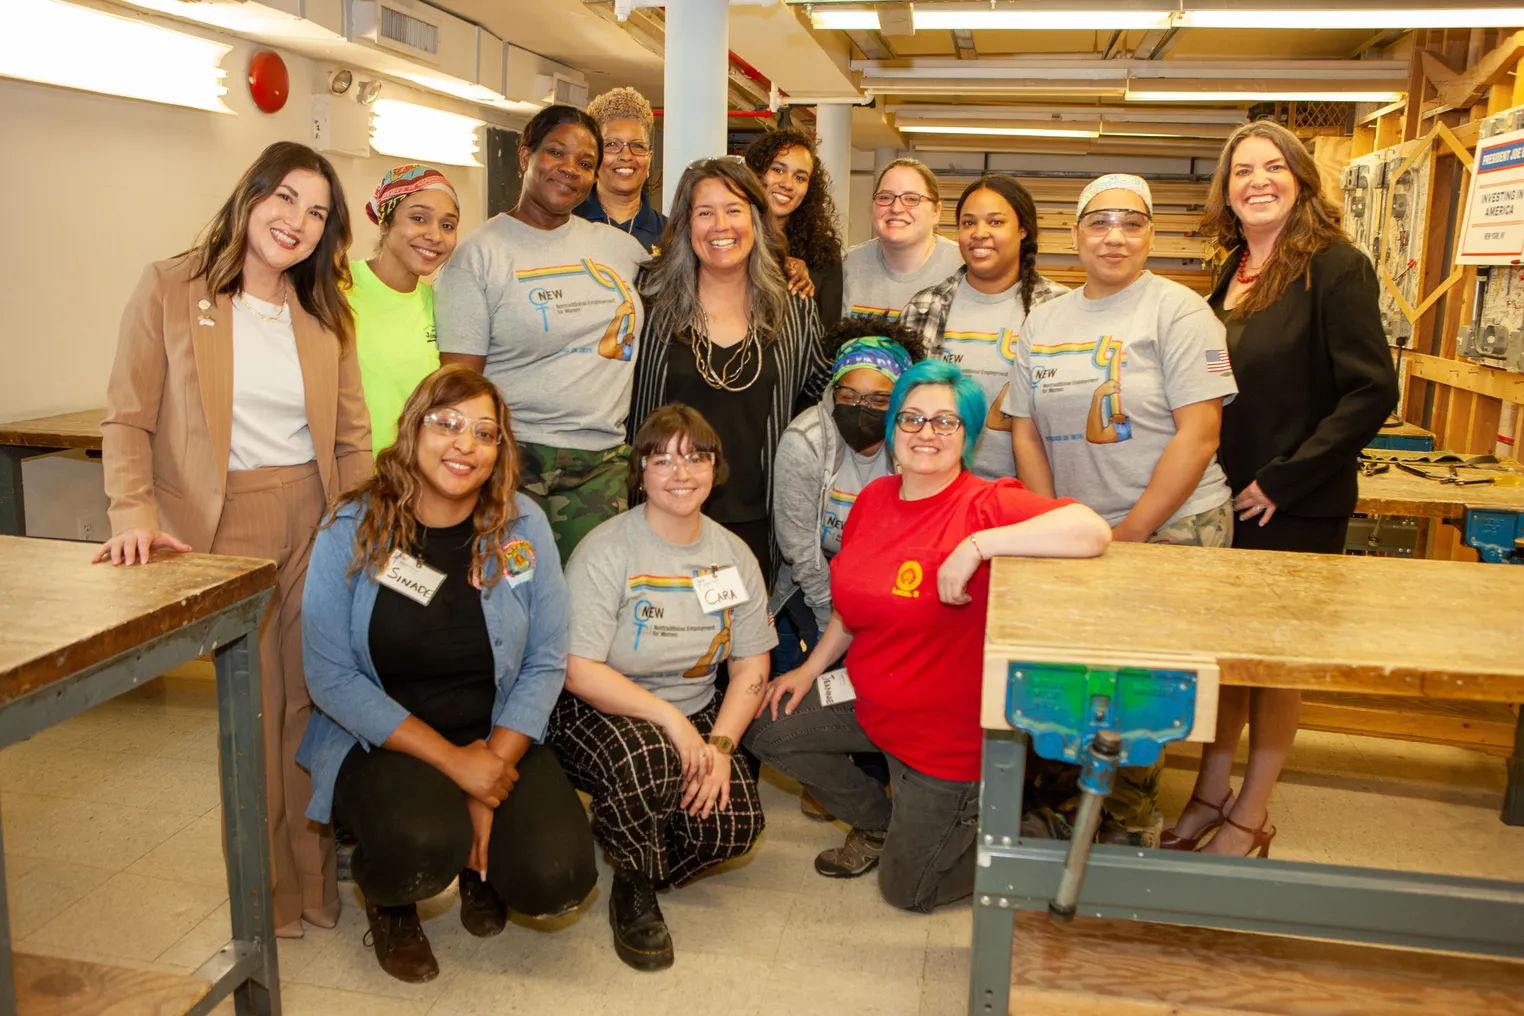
[885,359,986,470]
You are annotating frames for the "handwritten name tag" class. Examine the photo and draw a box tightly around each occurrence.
[816,667,857,706]
[378,549,445,606]
[691,565,750,615]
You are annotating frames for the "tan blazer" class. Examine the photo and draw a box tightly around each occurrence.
[103,255,372,552]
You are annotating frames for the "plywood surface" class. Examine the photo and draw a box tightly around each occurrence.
[0,537,274,707]
[1300,693,1518,755]
[1010,911,1524,1015]
[14,951,210,1015]
[1356,462,1524,517]
[1372,421,1435,441]
[0,409,106,451]
[986,543,1524,701]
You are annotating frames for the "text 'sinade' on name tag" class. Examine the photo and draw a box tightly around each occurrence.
[692,565,750,614]
[379,549,446,606]
[816,668,857,706]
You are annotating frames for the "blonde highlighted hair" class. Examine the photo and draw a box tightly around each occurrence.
[586,87,655,140]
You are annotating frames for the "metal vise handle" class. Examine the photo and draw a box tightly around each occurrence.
[1049,730,1123,922]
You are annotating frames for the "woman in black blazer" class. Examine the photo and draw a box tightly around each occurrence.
[1162,120,1398,858]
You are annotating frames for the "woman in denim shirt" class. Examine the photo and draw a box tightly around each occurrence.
[299,364,595,984]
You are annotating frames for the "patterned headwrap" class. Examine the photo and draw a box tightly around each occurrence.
[366,164,459,226]
[1076,173,1153,218]
[830,336,914,386]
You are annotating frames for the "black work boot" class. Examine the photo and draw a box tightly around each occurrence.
[458,868,508,937]
[608,869,673,971]
[362,901,439,983]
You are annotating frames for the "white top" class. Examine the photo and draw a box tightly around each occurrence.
[228,292,316,472]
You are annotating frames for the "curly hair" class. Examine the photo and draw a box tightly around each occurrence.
[1200,120,1348,318]
[825,314,927,365]
[955,175,1043,315]
[329,364,522,588]
[744,128,844,271]
[586,86,655,140]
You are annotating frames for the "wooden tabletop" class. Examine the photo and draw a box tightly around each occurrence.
[0,537,274,708]
[0,409,106,451]
[986,543,1524,701]
[1373,421,1435,441]
[1356,461,1524,518]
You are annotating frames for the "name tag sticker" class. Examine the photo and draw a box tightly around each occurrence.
[816,668,857,706]
[379,549,445,606]
[692,565,750,614]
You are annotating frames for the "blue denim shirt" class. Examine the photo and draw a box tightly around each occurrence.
[296,494,568,823]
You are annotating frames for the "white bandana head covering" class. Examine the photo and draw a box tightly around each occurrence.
[1077,174,1154,219]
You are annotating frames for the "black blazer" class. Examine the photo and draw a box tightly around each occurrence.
[1210,241,1398,518]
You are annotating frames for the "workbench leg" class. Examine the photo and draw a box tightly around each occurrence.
[0,446,26,537]
[970,729,1027,1016]
[215,630,281,1016]
[0,800,14,1012]
[1504,705,1524,827]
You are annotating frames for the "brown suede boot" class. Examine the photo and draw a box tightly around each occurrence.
[363,902,439,983]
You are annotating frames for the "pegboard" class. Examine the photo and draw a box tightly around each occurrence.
[1341,138,1433,350]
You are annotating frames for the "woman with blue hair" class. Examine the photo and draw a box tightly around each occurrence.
[745,360,1109,912]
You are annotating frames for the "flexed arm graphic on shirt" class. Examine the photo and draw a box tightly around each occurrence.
[1085,335,1131,444]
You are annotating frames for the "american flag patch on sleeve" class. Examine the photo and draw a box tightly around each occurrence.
[1204,349,1232,374]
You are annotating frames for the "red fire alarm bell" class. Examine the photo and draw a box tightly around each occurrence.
[248,49,289,114]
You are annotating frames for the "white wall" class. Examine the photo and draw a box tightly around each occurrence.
[0,21,502,537]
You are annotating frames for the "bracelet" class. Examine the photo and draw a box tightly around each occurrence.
[967,533,986,561]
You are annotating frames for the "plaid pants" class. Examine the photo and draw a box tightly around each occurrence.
[546,692,765,887]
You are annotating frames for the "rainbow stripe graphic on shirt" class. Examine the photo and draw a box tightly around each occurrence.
[848,304,903,322]
[826,488,858,512]
[515,260,637,360]
[1030,336,1126,381]
[943,327,1020,364]
[627,574,694,594]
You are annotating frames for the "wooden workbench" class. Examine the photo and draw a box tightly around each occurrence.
[1356,459,1524,519]
[0,409,106,537]
[0,537,279,1015]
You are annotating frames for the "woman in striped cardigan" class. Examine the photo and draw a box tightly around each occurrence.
[629,158,829,581]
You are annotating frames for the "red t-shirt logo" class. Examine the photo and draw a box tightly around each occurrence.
[892,560,923,598]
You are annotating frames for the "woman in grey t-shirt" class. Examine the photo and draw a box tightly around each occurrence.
[548,404,776,972]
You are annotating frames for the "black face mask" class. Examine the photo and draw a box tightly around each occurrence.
[833,403,887,453]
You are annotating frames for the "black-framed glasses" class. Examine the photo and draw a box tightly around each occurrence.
[873,190,933,208]
[833,384,892,410]
[423,408,503,446]
[642,450,717,475]
[1078,209,1152,237]
[894,411,963,436]
[604,138,652,157]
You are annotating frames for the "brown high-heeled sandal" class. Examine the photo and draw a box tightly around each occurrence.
[1207,814,1277,858]
[1160,793,1231,851]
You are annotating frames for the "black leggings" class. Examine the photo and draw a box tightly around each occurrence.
[332,742,597,915]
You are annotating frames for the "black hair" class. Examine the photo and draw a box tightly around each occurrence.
[521,104,604,174]
[825,314,928,365]
[955,175,1042,315]
[743,128,844,270]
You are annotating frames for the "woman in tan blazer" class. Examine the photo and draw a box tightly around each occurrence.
[98,141,372,938]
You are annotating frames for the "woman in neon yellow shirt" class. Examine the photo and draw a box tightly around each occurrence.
[350,165,461,452]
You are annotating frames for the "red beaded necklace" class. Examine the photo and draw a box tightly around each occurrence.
[1236,252,1268,285]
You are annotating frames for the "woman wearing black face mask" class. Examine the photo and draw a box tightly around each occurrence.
[770,318,925,676]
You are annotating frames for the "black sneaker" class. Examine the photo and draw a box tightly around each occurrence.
[458,868,508,937]
[362,902,439,984]
[608,870,673,971]
[815,828,887,878]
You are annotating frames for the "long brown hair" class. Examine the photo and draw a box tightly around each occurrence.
[1200,120,1348,317]
[331,365,521,587]
[183,141,355,344]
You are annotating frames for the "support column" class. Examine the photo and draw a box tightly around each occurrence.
[812,102,853,237]
[663,0,730,210]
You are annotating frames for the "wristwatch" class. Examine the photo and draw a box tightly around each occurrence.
[707,734,736,756]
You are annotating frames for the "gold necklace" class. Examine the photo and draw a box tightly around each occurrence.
[237,279,288,322]
[692,308,762,392]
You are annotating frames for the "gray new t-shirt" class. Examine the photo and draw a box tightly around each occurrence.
[434,214,646,451]
[941,277,1067,482]
[1003,271,1237,526]
[566,508,778,716]
[820,446,889,558]
[841,235,963,323]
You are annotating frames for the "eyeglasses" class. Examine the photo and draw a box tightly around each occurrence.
[604,138,651,157]
[1078,209,1153,238]
[894,411,964,436]
[423,408,503,446]
[833,384,892,411]
[873,191,933,208]
[642,450,717,475]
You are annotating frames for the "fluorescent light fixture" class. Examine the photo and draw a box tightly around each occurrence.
[119,0,345,43]
[913,10,1173,29]
[813,4,1524,32]
[4,0,231,112]
[900,124,1102,138]
[1127,89,1404,102]
[370,99,485,167]
[1179,8,1524,29]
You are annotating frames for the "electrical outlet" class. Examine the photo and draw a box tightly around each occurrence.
[77,513,99,542]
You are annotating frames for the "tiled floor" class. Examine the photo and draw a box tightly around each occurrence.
[4,671,1522,1015]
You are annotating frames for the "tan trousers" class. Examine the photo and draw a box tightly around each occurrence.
[211,461,338,934]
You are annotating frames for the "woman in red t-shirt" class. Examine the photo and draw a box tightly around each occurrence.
[743,359,1109,912]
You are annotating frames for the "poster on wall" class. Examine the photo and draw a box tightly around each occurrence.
[1457,127,1524,265]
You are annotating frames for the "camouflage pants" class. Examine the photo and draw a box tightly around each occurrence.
[518,442,630,564]
[1149,500,1234,548]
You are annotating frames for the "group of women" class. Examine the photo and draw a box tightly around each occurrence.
[95,85,1397,984]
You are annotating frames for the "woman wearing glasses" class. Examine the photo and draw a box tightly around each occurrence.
[575,87,668,253]
[841,158,963,324]
[745,129,845,328]
[549,404,774,970]
[437,105,646,562]
[631,158,829,578]
[901,175,1068,481]
[747,360,1109,911]
[300,365,595,983]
